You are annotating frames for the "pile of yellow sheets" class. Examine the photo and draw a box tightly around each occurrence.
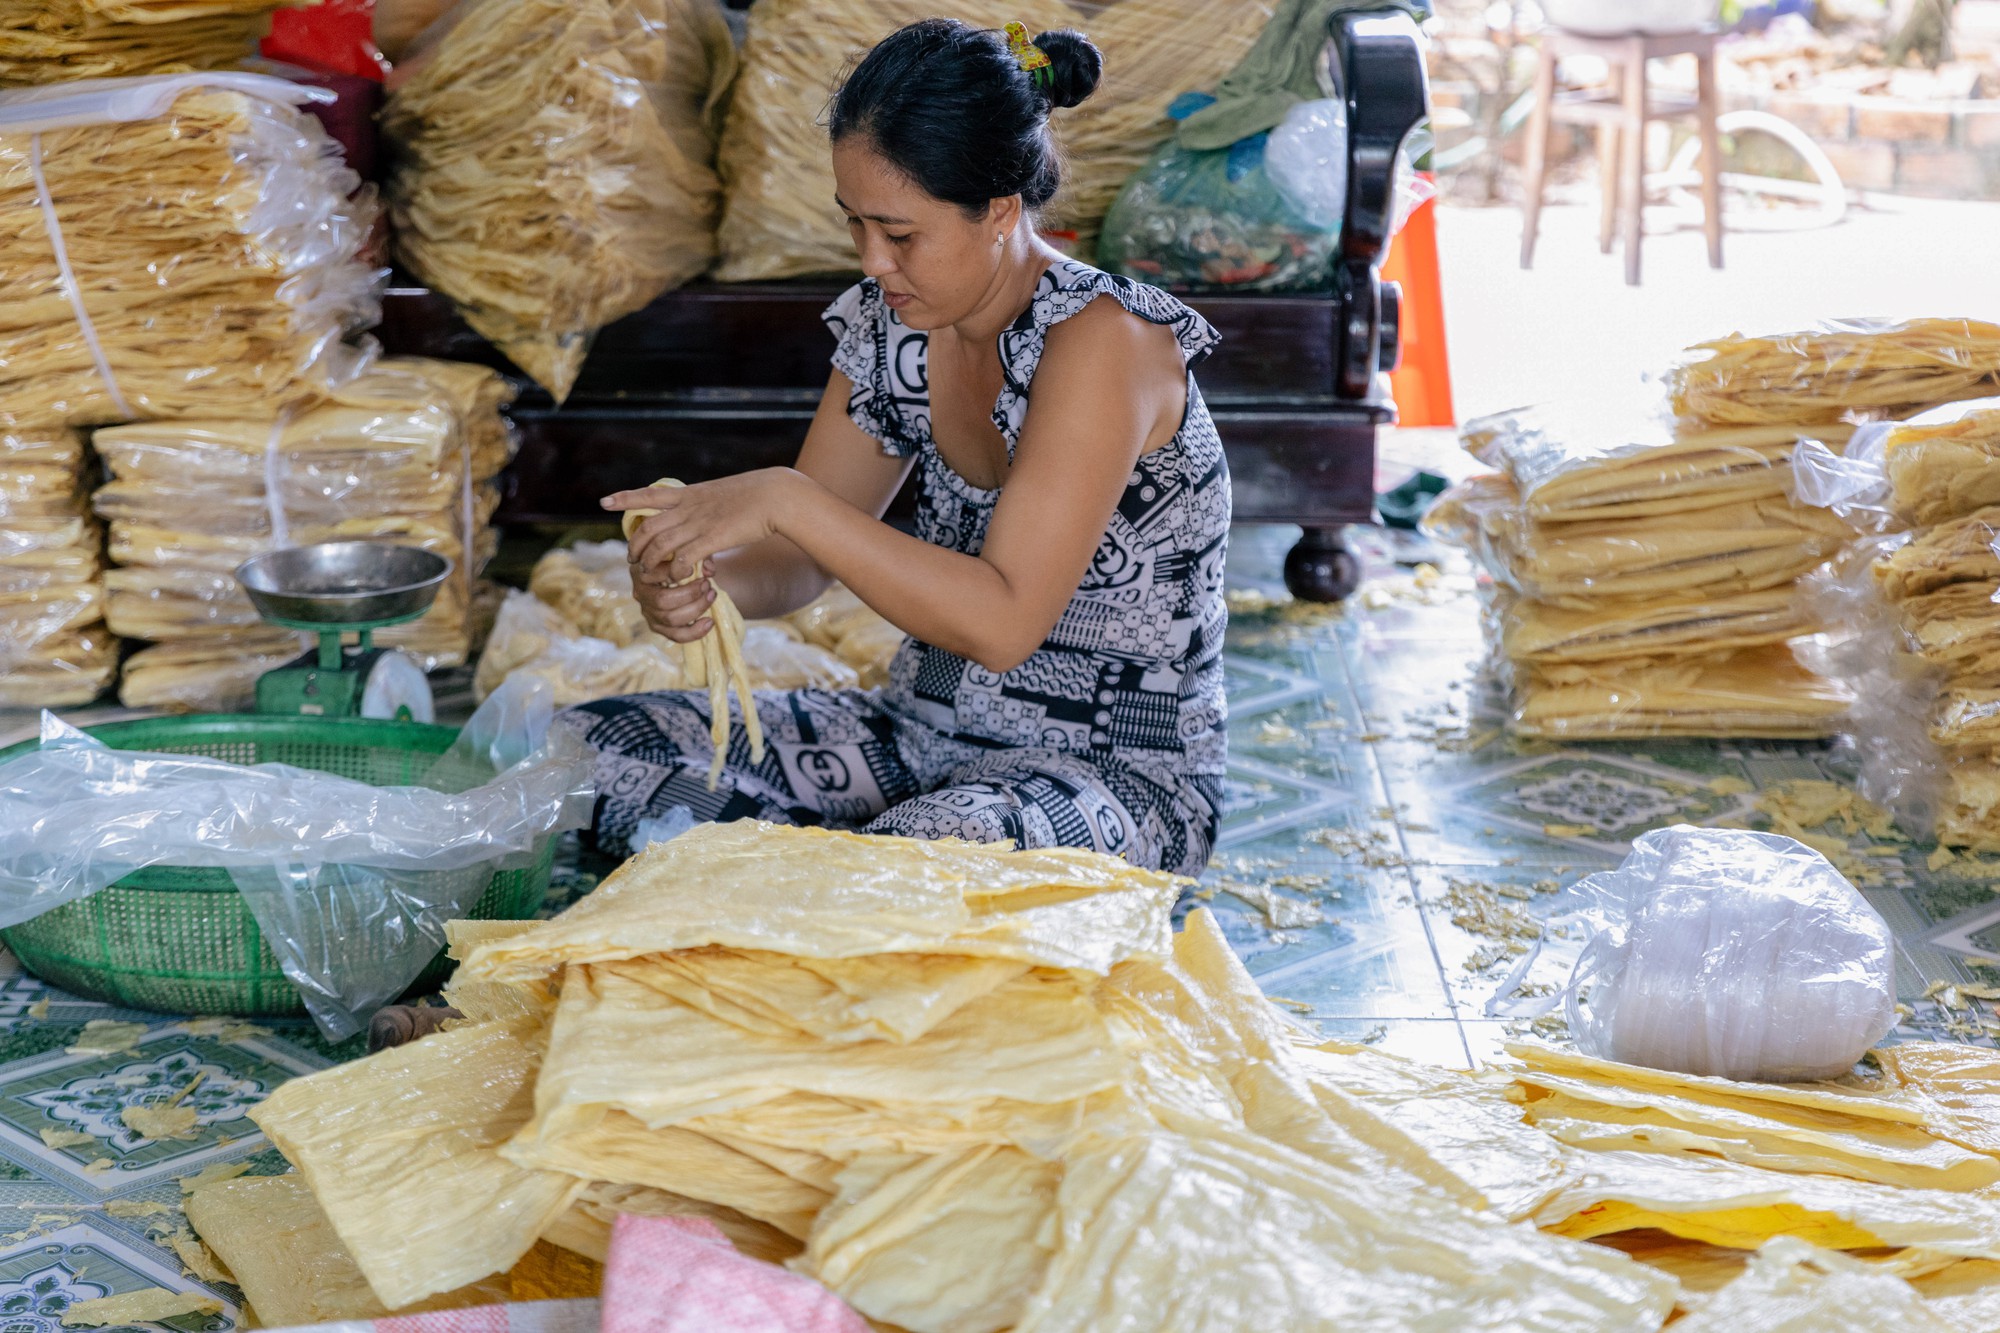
[1670,319,2000,429]
[382,0,735,402]
[0,0,300,84]
[92,357,517,710]
[713,0,1275,280]
[474,546,904,706]
[187,822,2000,1328]
[0,427,113,705]
[1883,404,2000,529]
[1431,401,1851,739]
[0,82,380,429]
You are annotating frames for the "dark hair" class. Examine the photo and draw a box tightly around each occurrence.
[828,19,1103,216]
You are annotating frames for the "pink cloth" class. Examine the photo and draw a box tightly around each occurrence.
[600,1214,870,1333]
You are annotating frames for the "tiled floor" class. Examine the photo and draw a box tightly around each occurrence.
[0,517,1997,1324]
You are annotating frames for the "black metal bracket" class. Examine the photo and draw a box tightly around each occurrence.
[1331,9,1430,405]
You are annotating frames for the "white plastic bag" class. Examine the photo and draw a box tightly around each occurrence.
[1546,826,1895,1082]
[1263,97,1348,231]
[0,676,594,1039]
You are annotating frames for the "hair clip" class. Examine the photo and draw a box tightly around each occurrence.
[1003,22,1053,90]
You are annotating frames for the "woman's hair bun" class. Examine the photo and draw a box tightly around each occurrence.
[1032,28,1102,110]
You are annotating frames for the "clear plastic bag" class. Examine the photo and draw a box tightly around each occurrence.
[1508,644,1852,741]
[0,677,594,1038]
[1461,397,1855,523]
[1669,318,2000,430]
[0,426,107,706]
[1427,473,1853,605]
[713,0,1277,279]
[382,0,735,401]
[1099,130,1340,292]
[1539,825,1896,1082]
[0,74,383,430]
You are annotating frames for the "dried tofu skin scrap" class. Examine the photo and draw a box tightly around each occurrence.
[1535,1149,2000,1257]
[687,1088,1095,1161]
[543,1180,801,1267]
[622,947,1030,1044]
[1908,1257,2000,1331]
[1670,1238,1957,1333]
[250,1021,586,1308]
[1874,1043,2000,1155]
[441,919,558,1025]
[1294,1041,1569,1220]
[1512,1075,2000,1191]
[1011,1126,1678,1333]
[503,1107,830,1240]
[1104,912,1486,1209]
[1506,1043,1928,1126]
[523,963,1133,1141]
[458,822,1180,984]
[797,1146,1060,1333]
[186,1173,518,1325]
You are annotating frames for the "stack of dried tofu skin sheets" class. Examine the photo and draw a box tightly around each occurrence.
[0,0,300,85]
[1429,400,1853,739]
[1669,319,2000,430]
[473,545,902,706]
[1310,1036,2000,1328]
[0,81,380,430]
[95,357,516,711]
[713,0,1276,280]
[382,0,735,402]
[203,821,1695,1332]
[0,428,113,705]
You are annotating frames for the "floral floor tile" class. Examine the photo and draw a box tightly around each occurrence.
[0,1222,237,1331]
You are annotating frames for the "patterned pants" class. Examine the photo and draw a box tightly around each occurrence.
[555,689,1221,877]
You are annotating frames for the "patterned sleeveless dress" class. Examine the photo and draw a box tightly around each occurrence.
[557,259,1231,876]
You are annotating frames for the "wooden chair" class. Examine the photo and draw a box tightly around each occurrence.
[1518,27,1723,286]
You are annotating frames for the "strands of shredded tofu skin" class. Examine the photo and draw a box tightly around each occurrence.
[622,478,765,788]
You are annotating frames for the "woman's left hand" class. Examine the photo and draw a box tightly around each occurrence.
[606,469,806,586]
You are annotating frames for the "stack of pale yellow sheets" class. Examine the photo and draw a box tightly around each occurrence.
[1858,407,2000,847]
[714,0,1276,279]
[94,357,517,711]
[1669,319,2000,429]
[0,84,380,430]
[1429,403,1854,739]
[0,428,113,705]
[474,544,905,706]
[382,0,735,402]
[180,821,2000,1329]
[0,0,303,85]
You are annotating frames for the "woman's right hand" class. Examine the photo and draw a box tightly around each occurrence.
[630,560,717,643]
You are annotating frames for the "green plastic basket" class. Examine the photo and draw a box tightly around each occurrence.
[0,714,558,1017]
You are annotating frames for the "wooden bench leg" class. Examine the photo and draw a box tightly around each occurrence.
[1519,46,1558,270]
[1620,39,1648,286]
[1696,51,1724,269]
[1283,527,1362,603]
[1598,68,1624,255]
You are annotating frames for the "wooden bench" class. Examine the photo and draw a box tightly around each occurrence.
[377,10,1429,601]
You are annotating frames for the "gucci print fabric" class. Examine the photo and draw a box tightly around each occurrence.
[564,260,1230,876]
[555,687,1222,876]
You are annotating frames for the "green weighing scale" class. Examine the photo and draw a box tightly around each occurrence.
[234,541,453,722]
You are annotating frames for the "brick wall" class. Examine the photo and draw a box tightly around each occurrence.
[1726,88,2000,199]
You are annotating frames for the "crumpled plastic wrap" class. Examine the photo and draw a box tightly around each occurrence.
[712,0,1276,280]
[93,356,515,676]
[0,74,383,430]
[382,0,735,401]
[1541,826,1896,1083]
[0,678,594,1037]
[1669,319,2000,430]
